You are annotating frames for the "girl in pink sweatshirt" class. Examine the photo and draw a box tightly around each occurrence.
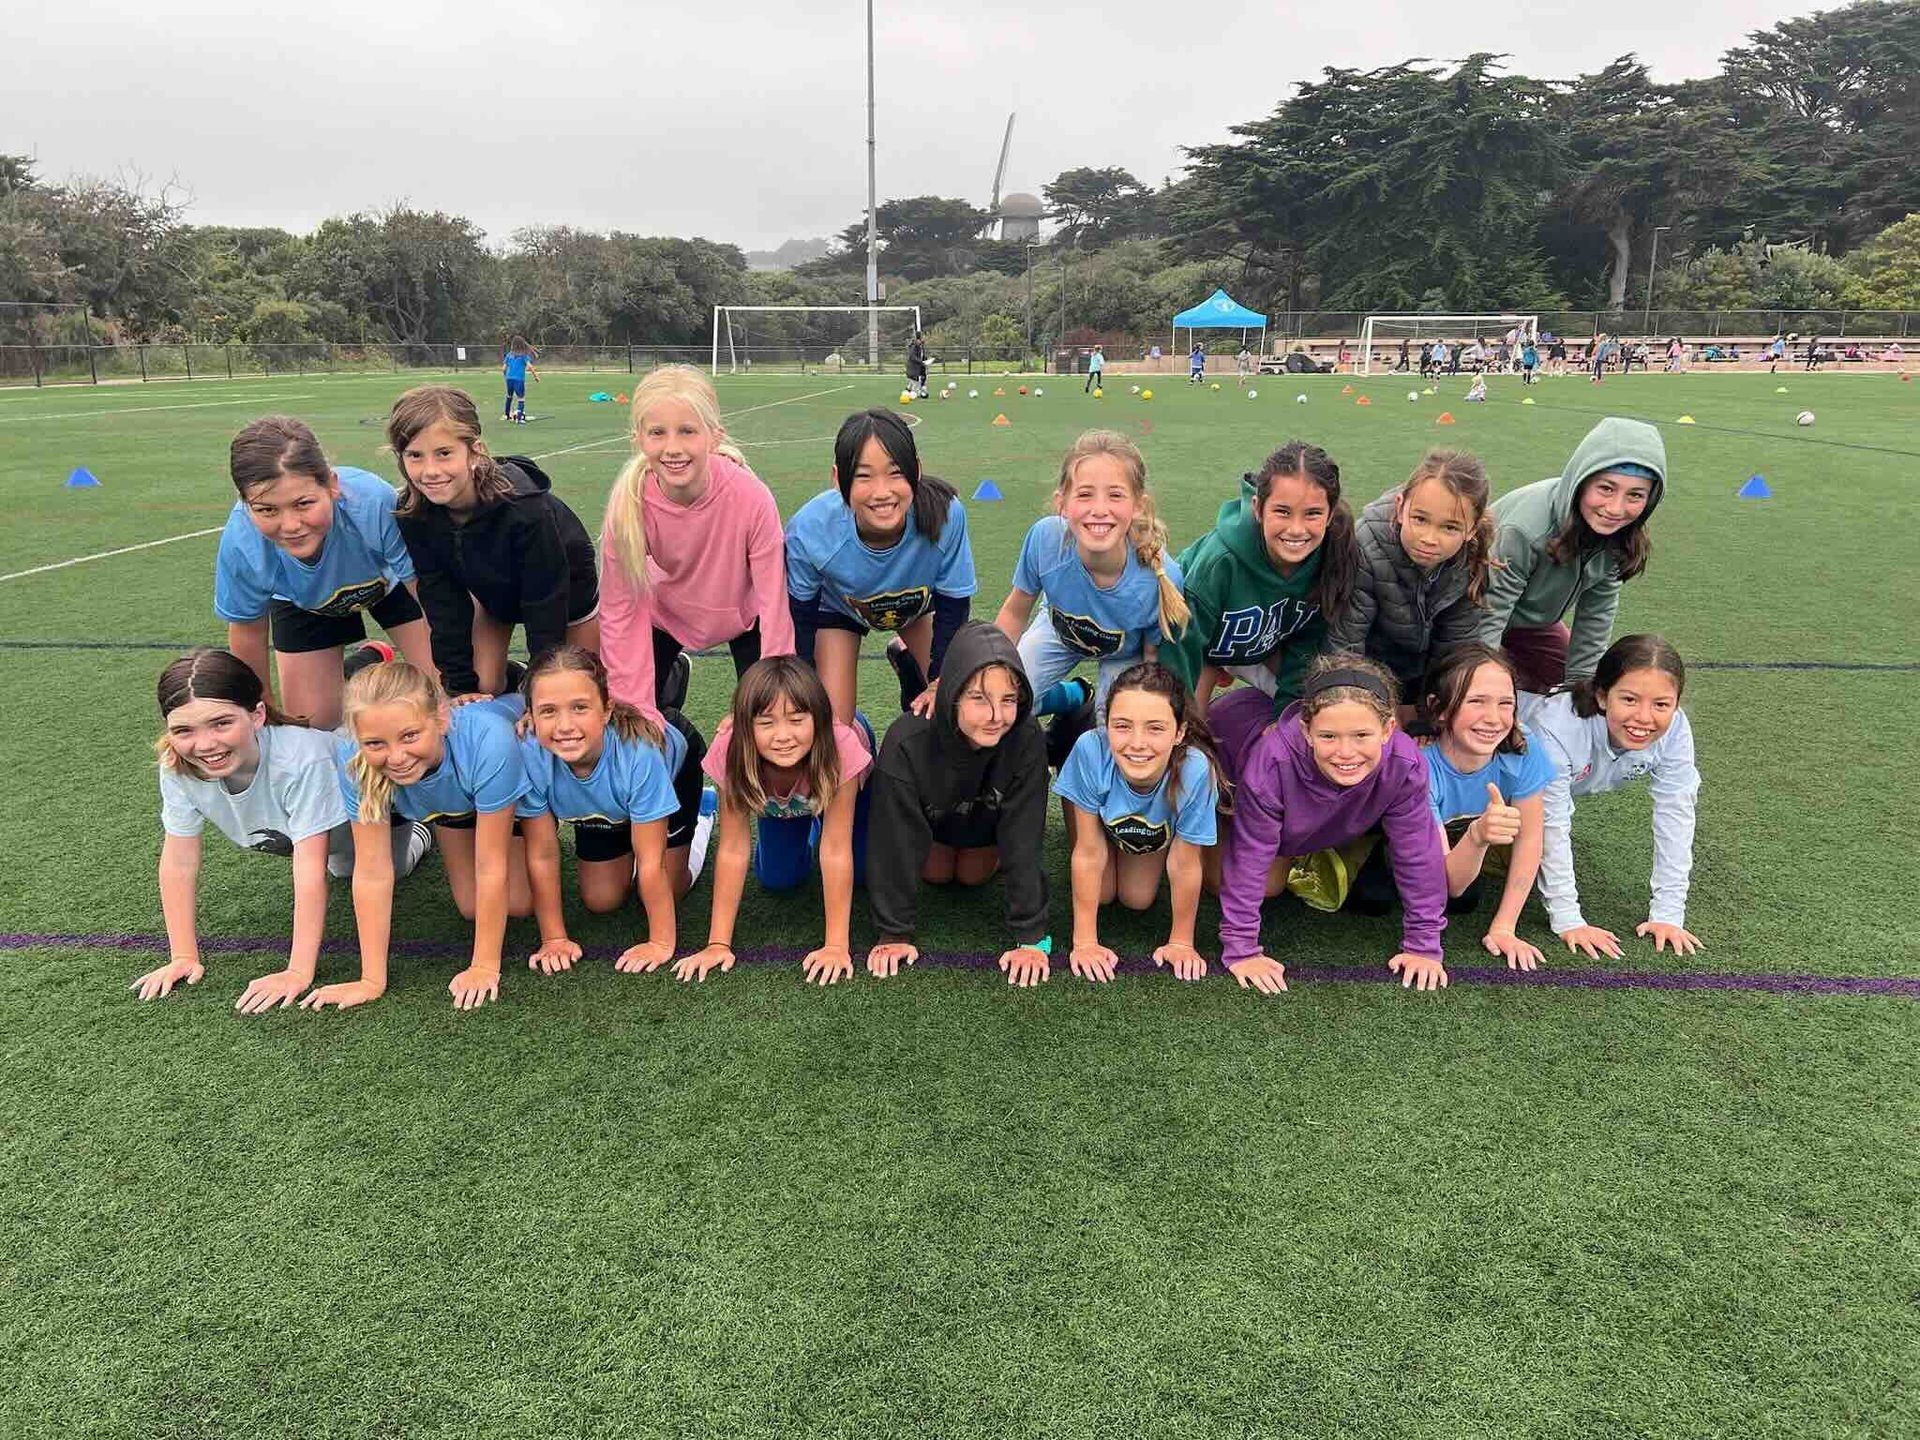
[598,365,795,719]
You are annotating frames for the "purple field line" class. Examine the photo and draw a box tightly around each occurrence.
[5,931,1917,998]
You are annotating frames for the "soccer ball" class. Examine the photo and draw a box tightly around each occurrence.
[1796,410,1816,426]
[1408,391,1420,402]
[1296,394,1308,404]
[899,391,914,404]
[1141,389,1154,401]
[1129,384,1141,394]
[1018,385,1029,395]
[1210,382,1221,391]
[1034,387,1045,396]
[968,389,978,398]
[1093,387,1104,398]
[1246,389,1258,399]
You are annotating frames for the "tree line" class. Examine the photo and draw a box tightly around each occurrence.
[3,0,1917,356]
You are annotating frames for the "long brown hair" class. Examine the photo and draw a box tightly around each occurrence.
[1299,652,1397,726]
[155,648,297,776]
[1545,471,1655,581]
[1421,642,1526,755]
[229,416,331,498]
[522,645,663,750]
[1105,661,1231,815]
[1055,431,1189,639]
[1399,449,1500,603]
[1253,441,1357,621]
[1571,634,1685,718]
[386,386,516,517]
[721,657,841,817]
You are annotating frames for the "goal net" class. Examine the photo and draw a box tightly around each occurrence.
[711,305,924,375]
[1357,314,1538,375]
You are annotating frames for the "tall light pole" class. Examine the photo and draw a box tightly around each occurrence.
[864,0,879,369]
[1643,225,1670,337]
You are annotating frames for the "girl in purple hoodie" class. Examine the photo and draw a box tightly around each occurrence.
[1206,654,1449,994]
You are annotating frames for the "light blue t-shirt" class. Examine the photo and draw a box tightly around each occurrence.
[214,466,414,623]
[515,724,683,827]
[1053,729,1218,854]
[784,489,975,631]
[336,697,529,824]
[159,724,348,854]
[504,351,530,383]
[1011,515,1182,660]
[1422,727,1555,828]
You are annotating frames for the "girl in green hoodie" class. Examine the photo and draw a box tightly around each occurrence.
[1163,441,1358,715]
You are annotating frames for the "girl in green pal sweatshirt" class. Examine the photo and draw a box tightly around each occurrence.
[1163,441,1357,716]
[1477,417,1667,692]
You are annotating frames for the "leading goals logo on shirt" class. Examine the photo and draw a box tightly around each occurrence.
[848,586,932,631]
[1049,608,1125,659]
[308,577,391,618]
[1104,814,1170,856]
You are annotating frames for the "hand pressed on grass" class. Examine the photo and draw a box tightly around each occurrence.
[300,979,384,1011]
[1482,929,1544,970]
[1388,952,1448,991]
[234,967,311,1014]
[1069,942,1119,983]
[1227,953,1288,995]
[803,946,854,986]
[615,940,674,974]
[1560,924,1623,960]
[1637,920,1703,956]
[1152,941,1207,981]
[866,942,918,978]
[673,944,735,983]
[131,957,203,1002]
[529,936,582,975]
[999,946,1049,988]
[449,965,500,1010]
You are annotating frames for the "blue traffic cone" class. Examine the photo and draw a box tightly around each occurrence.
[65,467,101,488]
[972,479,1004,501]
[1737,475,1771,499]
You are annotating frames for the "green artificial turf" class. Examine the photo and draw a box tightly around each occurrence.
[1,366,1915,1436]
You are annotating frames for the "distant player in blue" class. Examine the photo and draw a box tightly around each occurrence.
[311,661,537,1012]
[1188,341,1206,383]
[215,416,434,730]
[992,431,1188,732]
[786,408,975,722]
[502,335,539,423]
[515,646,711,979]
[1520,337,1539,385]
[1053,663,1225,983]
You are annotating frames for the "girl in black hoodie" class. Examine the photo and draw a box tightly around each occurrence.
[387,386,599,699]
[866,622,1053,986]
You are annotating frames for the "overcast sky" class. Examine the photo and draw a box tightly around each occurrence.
[8,0,1827,252]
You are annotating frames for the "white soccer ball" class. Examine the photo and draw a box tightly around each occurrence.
[1796,410,1815,426]
[1034,387,1044,396]
[1246,389,1257,399]
[1130,384,1141,394]
[1407,390,1420,402]
[967,389,978,398]
[1295,394,1307,404]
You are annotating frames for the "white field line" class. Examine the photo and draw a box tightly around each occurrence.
[0,383,861,585]
[529,383,857,461]
[0,393,315,424]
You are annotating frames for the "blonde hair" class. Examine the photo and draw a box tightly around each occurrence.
[721,657,840,818]
[341,660,446,823]
[601,364,747,582]
[523,644,663,750]
[387,386,515,518]
[1055,430,1189,640]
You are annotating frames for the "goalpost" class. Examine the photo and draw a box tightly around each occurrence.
[1356,314,1538,375]
[711,305,923,375]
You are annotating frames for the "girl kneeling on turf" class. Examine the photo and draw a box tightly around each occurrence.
[1416,642,1553,969]
[1520,634,1702,959]
[598,364,794,718]
[388,385,600,701]
[1163,440,1357,714]
[215,417,435,729]
[674,657,874,987]
[308,661,538,1011]
[1207,655,1449,994]
[992,430,1187,725]
[517,646,709,979]
[866,623,1052,986]
[785,409,976,722]
[136,649,430,1009]
[1053,662,1226,983]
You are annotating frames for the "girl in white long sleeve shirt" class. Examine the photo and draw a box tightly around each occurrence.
[1519,634,1702,960]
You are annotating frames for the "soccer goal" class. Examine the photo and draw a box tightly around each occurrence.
[1356,314,1538,375]
[711,305,923,375]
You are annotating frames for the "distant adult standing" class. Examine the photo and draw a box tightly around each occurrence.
[1236,345,1254,386]
[1396,337,1411,373]
[905,331,929,399]
[1189,341,1206,383]
[1086,345,1105,394]
[1590,335,1615,384]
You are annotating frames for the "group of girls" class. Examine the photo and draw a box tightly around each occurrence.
[140,362,1702,1010]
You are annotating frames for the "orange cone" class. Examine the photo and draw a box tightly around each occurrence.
[1340,384,1353,394]
[1355,395,1371,407]
[1436,412,1456,425]
[993,387,1006,396]
[992,413,1011,427]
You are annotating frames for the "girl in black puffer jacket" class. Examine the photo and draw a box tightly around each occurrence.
[1324,449,1497,719]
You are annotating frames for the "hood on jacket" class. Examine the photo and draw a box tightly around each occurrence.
[934,621,1033,748]
[1551,418,1668,532]
[1213,472,1325,590]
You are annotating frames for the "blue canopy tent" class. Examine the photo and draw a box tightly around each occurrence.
[1171,289,1268,362]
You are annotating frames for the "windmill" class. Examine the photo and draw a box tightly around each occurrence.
[990,112,1042,242]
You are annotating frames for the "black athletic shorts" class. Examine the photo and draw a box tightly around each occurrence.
[434,810,525,836]
[268,583,423,654]
[564,711,707,860]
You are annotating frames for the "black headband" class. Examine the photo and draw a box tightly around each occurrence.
[1303,667,1393,704]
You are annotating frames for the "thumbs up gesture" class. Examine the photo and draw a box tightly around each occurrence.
[1471,782,1522,847]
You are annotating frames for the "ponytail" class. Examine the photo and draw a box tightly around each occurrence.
[1132,493,1191,640]
[601,453,650,583]
[342,660,445,823]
